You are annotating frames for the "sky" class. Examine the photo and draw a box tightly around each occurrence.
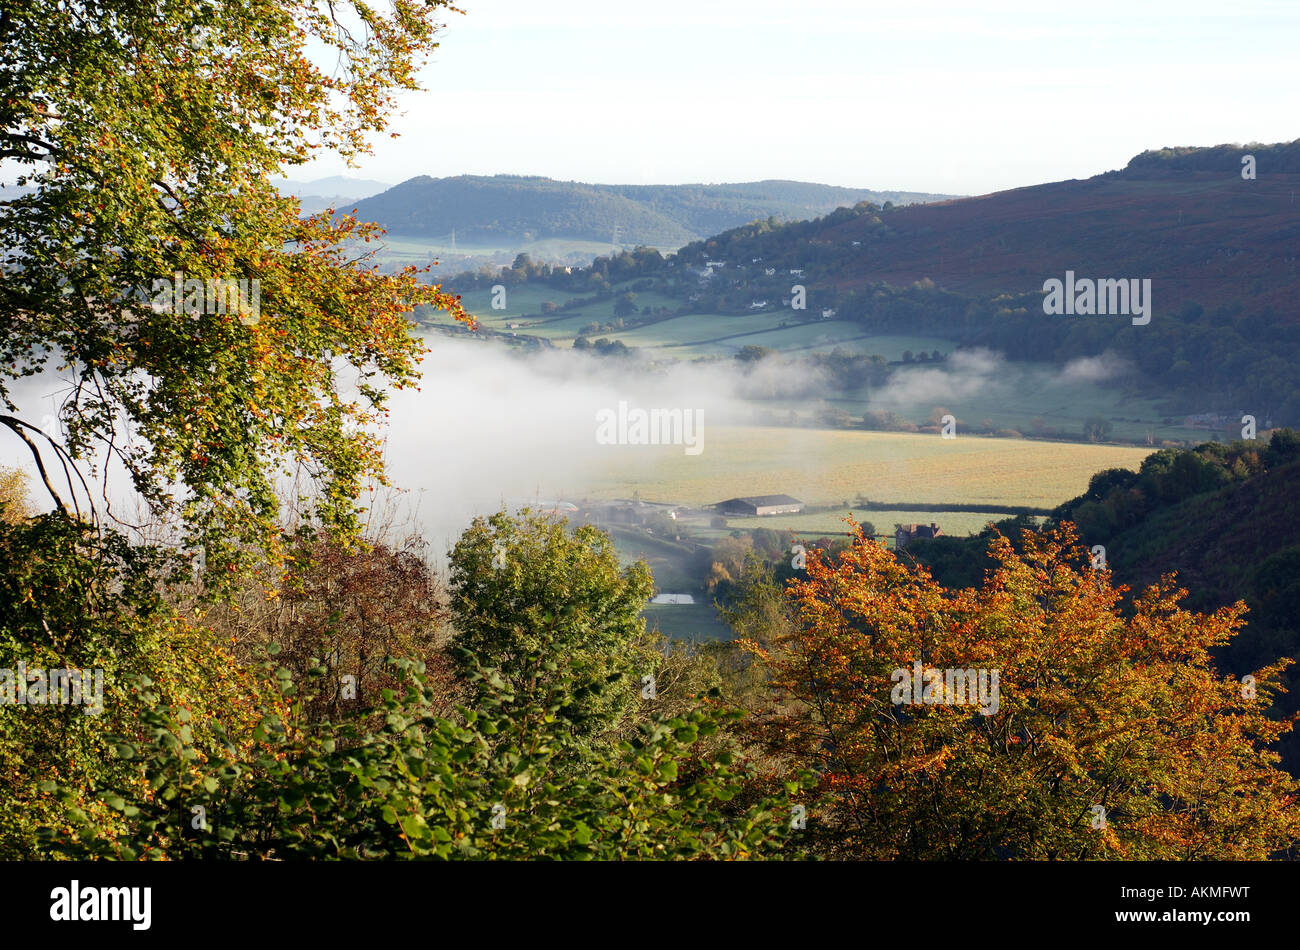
[301,0,1300,196]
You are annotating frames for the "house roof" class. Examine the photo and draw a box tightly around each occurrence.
[718,494,803,508]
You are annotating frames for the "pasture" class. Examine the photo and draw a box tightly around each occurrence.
[580,426,1155,511]
[720,508,1038,542]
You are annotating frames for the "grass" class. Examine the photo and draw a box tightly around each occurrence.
[579,426,1155,510]
[721,508,1038,540]
[367,234,663,266]
[823,369,1218,444]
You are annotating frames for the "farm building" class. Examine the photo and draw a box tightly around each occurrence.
[895,522,943,550]
[716,494,804,517]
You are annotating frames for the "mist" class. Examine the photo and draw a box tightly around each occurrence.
[1,336,1133,562]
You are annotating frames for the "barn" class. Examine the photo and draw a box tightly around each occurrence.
[715,494,804,517]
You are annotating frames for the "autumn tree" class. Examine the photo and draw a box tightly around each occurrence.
[201,531,460,725]
[0,466,29,522]
[0,0,468,572]
[0,0,466,852]
[744,520,1300,859]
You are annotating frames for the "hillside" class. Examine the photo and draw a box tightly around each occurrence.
[348,174,956,247]
[602,140,1299,425]
[681,139,1300,318]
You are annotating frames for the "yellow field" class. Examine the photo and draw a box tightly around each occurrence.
[582,426,1154,510]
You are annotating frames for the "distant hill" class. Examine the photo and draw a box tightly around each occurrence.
[681,139,1300,318]
[277,175,391,200]
[347,174,957,247]
[275,176,391,214]
[653,140,1300,423]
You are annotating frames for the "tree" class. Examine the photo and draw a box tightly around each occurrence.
[1084,416,1113,442]
[0,467,29,523]
[743,521,1300,859]
[613,291,638,318]
[0,0,467,856]
[204,531,459,725]
[447,510,656,757]
[1,511,268,857]
[735,345,772,363]
[0,0,468,573]
[42,657,802,861]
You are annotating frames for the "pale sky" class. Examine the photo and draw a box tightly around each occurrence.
[311,0,1298,196]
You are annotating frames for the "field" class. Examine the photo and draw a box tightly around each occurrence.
[720,508,1036,541]
[579,425,1155,511]
[821,371,1219,444]
[365,234,669,267]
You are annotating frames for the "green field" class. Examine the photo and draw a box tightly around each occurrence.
[367,234,671,267]
[821,370,1218,444]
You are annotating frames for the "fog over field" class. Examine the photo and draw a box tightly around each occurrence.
[379,337,1139,552]
[2,335,1141,558]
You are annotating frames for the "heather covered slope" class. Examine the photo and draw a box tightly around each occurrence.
[683,140,1300,319]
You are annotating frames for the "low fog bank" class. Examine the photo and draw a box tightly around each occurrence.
[872,349,1132,410]
[384,335,765,554]
[0,336,1133,564]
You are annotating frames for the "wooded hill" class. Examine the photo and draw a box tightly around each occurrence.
[347,174,956,246]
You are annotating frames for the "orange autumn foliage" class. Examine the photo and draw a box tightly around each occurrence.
[743,521,1300,859]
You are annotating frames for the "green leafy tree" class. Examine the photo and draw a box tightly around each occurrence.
[613,291,638,318]
[41,656,803,860]
[447,510,656,757]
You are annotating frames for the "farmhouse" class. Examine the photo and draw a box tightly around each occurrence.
[716,494,804,517]
[895,522,943,550]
